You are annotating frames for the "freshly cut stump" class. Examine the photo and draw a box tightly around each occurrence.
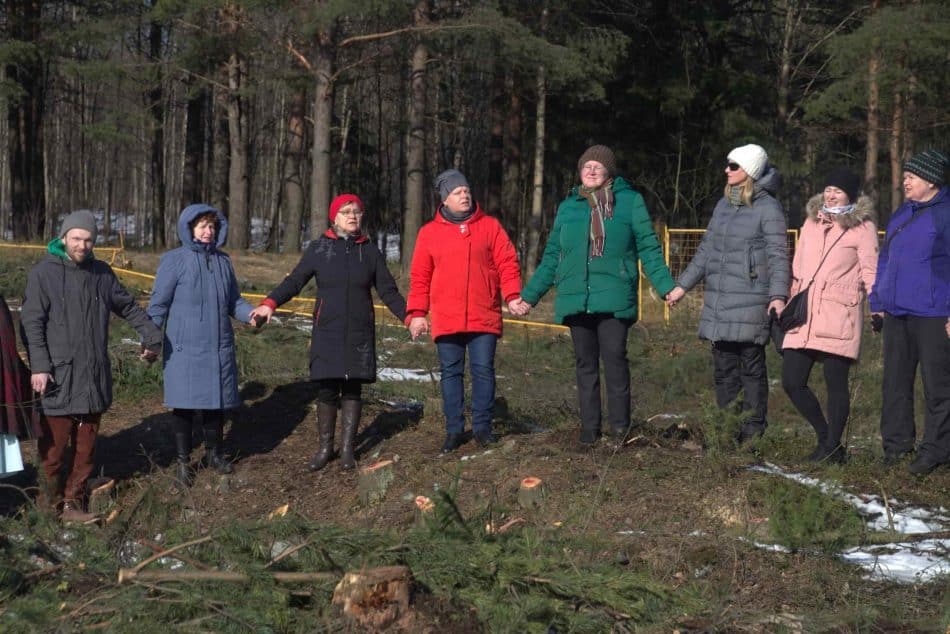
[413,495,434,526]
[332,565,411,631]
[518,477,544,509]
[358,460,394,505]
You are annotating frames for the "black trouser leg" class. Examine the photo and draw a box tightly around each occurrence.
[171,409,194,488]
[567,314,602,442]
[915,316,950,462]
[881,315,918,456]
[822,352,853,450]
[598,316,633,434]
[202,410,233,474]
[711,342,743,410]
[737,343,768,429]
[782,348,827,448]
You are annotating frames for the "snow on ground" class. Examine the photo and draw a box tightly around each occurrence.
[751,463,950,583]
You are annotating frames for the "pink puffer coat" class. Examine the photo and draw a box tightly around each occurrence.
[781,194,878,360]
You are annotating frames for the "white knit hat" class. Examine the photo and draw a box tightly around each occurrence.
[727,144,769,180]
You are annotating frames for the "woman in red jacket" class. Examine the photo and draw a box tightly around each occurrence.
[406,170,529,453]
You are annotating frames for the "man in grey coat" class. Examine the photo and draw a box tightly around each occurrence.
[21,210,162,522]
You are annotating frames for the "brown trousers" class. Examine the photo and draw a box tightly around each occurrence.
[38,414,101,505]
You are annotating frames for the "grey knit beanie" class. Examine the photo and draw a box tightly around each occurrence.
[577,145,617,177]
[434,169,470,202]
[59,210,98,243]
[904,149,949,186]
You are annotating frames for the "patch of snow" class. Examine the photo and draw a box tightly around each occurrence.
[377,368,438,382]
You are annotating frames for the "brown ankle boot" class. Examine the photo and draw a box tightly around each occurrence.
[309,402,338,471]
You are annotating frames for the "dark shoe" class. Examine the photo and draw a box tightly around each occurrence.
[61,501,98,524]
[812,444,847,465]
[441,433,465,454]
[203,412,234,474]
[579,427,599,446]
[805,444,826,462]
[310,402,338,471]
[908,454,943,476]
[608,424,631,441]
[737,423,765,445]
[339,400,361,471]
[473,429,498,447]
[883,449,913,466]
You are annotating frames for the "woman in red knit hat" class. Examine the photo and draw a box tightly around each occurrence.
[251,194,406,472]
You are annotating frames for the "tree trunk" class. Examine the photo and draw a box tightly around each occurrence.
[282,90,307,252]
[864,0,881,209]
[310,27,335,242]
[501,70,522,237]
[182,85,208,209]
[401,0,430,277]
[148,13,166,248]
[226,52,249,249]
[889,86,904,213]
[211,85,229,215]
[7,0,46,240]
[526,5,548,277]
[776,0,797,132]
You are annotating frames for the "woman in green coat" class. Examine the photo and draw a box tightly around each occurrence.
[520,145,676,447]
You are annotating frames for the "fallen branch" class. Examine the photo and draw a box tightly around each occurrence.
[117,569,336,584]
[129,536,213,575]
[137,539,211,571]
[265,538,312,569]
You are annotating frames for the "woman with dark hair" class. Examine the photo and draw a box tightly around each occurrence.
[870,149,950,475]
[251,194,406,471]
[667,144,789,443]
[781,168,878,463]
[520,145,676,448]
[149,204,255,488]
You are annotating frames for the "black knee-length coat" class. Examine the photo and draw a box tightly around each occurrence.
[262,230,406,381]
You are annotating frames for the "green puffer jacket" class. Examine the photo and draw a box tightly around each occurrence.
[522,177,675,323]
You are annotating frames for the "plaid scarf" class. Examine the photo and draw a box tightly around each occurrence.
[579,179,614,258]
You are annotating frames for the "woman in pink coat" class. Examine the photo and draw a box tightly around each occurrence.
[781,168,878,463]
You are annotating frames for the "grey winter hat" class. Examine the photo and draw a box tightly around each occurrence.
[904,149,949,186]
[59,210,98,243]
[434,169,470,202]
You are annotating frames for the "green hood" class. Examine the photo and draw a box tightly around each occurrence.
[48,237,94,262]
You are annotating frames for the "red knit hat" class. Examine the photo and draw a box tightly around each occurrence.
[329,194,364,222]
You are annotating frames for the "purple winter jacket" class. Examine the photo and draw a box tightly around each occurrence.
[869,186,950,317]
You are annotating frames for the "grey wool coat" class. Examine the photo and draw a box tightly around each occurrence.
[21,250,163,416]
[677,167,790,345]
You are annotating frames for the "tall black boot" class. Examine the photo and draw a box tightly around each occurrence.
[172,410,194,488]
[202,410,234,474]
[309,402,337,471]
[339,400,362,471]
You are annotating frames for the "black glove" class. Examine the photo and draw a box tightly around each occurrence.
[871,314,883,333]
[769,307,778,321]
[253,314,266,328]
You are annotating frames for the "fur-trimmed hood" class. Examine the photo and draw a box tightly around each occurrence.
[805,193,876,229]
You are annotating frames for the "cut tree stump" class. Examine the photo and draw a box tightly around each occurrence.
[358,460,394,506]
[413,496,434,526]
[86,477,115,516]
[332,565,412,631]
[518,477,544,509]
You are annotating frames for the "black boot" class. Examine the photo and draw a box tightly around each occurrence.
[310,402,337,471]
[203,410,234,474]
[172,411,194,489]
[339,400,361,471]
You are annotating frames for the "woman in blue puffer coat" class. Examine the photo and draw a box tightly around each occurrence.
[148,204,255,488]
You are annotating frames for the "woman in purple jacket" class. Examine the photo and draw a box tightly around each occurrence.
[869,149,950,475]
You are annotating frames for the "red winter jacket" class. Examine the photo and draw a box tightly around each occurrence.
[406,205,522,339]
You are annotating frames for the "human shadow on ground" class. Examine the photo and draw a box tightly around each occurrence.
[354,399,424,459]
[96,380,315,481]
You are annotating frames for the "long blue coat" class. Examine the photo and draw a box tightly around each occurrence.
[147,204,254,409]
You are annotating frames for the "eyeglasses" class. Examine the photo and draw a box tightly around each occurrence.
[338,209,364,217]
[726,162,742,172]
[582,164,607,174]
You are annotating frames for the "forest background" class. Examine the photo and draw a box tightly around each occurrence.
[1,0,949,278]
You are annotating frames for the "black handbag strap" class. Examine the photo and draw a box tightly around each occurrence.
[800,228,848,292]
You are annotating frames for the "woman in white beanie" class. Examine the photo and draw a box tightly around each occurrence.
[667,144,789,444]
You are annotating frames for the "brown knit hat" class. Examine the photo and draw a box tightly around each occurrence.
[577,145,617,177]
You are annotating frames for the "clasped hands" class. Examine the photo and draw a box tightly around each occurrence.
[407,298,532,341]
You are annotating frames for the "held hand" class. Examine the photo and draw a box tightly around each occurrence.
[31,372,52,395]
[666,286,686,307]
[408,317,429,340]
[250,305,274,326]
[140,346,159,364]
[872,313,884,335]
[507,297,531,316]
[768,299,786,317]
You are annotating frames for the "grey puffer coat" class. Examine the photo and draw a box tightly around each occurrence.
[678,167,789,345]
[21,251,163,416]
